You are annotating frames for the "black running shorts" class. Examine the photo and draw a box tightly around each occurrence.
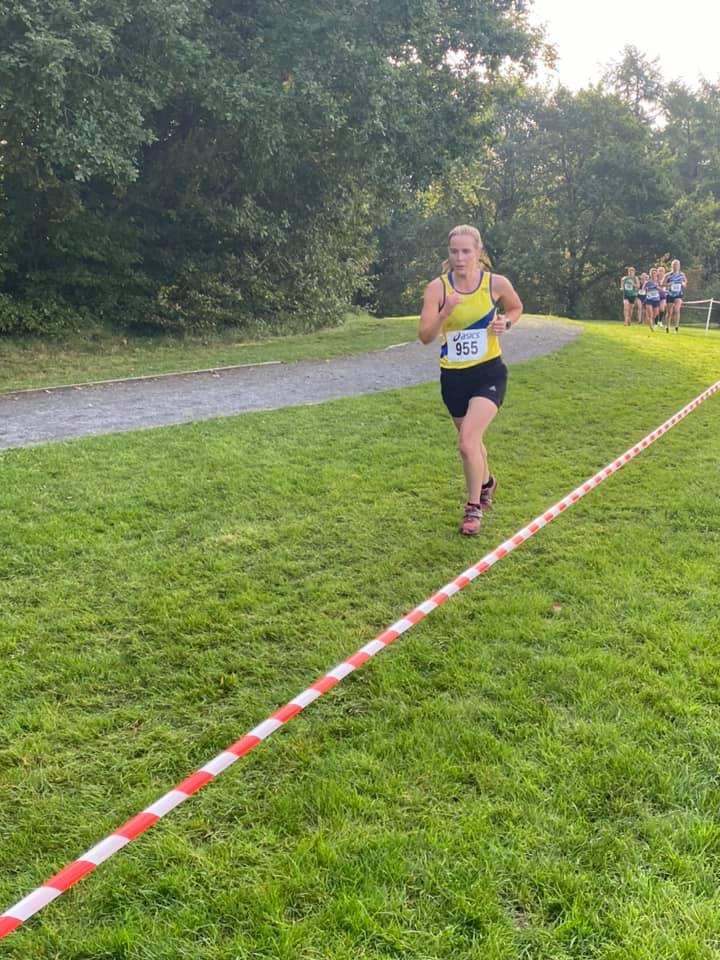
[440,356,508,418]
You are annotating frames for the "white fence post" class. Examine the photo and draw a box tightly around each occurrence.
[706,299,715,334]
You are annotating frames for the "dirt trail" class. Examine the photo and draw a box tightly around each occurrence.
[0,318,581,450]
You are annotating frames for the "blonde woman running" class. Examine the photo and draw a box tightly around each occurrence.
[419,225,523,536]
[663,259,687,332]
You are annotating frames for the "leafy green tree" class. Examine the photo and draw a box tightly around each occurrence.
[661,81,720,195]
[0,0,208,328]
[0,0,545,334]
[659,81,720,294]
[498,88,671,318]
[602,45,663,122]
[372,83,674,320]
[370,80,543,316]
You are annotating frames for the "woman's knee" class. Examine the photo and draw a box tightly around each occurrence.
[458,434,485,461]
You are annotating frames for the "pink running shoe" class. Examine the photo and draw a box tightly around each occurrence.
[460,502,482,536]
[479,475,497,511]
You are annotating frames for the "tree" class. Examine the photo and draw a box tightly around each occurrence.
[499,88,671,318]
[371,81,680,320]
[602,45,663,122]
[0,0,546,334]
[659,81,720,293]
[370,80,543,316]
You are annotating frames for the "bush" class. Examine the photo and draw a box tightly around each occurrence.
[0,295,89,336]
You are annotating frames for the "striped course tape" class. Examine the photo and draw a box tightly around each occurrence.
[1,378,718,941]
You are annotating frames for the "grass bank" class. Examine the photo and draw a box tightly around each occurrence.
[0,313,420,393]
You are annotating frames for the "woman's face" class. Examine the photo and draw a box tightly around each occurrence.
[448,234,480,272]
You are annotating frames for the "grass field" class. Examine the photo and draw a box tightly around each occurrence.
[1,321,719,959]
[0,313,421,393]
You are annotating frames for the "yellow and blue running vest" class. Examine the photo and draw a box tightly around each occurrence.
[439,271,501,370]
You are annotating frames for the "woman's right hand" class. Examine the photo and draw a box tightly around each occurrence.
[443,290,464,317]
[419,279,463,343]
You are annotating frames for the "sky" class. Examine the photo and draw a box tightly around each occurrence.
[527,0,720,91]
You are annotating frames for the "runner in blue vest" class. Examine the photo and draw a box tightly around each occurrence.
[656,267,667,327]
[663,259,687,333]
[642,269,661,332]
[637,273,649,321]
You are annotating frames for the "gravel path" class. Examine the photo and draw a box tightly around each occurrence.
[0,318,580,450]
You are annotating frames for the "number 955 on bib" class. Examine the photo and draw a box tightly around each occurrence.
[448,328,488,364]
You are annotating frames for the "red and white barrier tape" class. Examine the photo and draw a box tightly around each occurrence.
[1,379,718,941]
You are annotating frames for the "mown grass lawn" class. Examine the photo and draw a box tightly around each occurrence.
[1,321,719,959]
[0,313,420,393]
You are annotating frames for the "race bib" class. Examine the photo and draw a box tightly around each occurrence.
[447,328,487,364]
[670,281,682,294]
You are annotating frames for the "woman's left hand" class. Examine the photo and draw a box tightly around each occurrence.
[491,315,509,335]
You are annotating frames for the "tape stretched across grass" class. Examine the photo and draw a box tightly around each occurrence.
[2,378,719,941]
